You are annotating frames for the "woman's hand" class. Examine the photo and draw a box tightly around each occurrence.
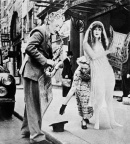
[104,48,115,56]
[59,104,67,115]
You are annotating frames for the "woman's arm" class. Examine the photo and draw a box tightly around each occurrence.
[59,68,81,115]
[62,69,81,105]
[59,85,76,115]
[83,41,110,60]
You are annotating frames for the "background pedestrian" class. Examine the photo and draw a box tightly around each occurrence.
[61,51,73,97]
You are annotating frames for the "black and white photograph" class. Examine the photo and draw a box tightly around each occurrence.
[0,0,130,144]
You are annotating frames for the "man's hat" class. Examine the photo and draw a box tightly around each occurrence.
[49,121,68,132]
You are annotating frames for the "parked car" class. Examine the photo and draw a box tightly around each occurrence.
[0,66,16,119]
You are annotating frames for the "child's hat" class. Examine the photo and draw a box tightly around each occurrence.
[77,56,89,68]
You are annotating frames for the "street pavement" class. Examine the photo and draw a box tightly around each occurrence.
[1,79,130,144]
[0,116,29,144]
[41,87,130,144]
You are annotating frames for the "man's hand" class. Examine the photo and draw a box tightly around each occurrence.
[47,59,55,66]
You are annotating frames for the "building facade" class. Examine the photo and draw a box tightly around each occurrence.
[0,0,38,84]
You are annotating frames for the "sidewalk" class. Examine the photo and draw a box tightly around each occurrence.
[15,79,130,144]
[41,90,130,144]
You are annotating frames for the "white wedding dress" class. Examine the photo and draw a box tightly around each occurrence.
[89,42,122,129]
[90,43,115,106]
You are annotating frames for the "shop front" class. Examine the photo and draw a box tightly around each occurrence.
[31,0,130,89]
[63,0,130,90]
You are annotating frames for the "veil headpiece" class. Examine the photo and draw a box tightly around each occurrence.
[84,21,108,47]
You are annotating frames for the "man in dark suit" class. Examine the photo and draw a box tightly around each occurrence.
[20,11,65,144]
[62,51,73,97]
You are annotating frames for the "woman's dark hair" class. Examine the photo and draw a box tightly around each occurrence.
[88,24,107,50]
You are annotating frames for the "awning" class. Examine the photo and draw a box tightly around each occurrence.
[32,0,130,20]
[65,0,129,19]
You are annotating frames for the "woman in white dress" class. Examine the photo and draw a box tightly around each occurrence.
[83,21,122,129]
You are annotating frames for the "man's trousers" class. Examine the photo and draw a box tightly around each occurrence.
[21,78,45,142]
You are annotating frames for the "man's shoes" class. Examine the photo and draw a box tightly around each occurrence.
[21,132,30,138]
[30,139,52,144]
